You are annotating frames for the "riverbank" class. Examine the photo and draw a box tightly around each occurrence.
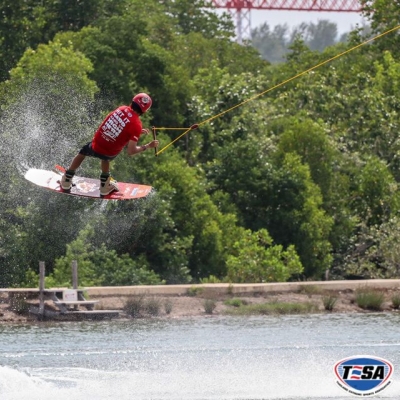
[1,279,400,323]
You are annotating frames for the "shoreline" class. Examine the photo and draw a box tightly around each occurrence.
[1,280,400,323]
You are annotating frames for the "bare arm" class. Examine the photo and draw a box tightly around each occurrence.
[127,139,159,156]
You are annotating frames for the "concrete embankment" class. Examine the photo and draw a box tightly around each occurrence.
[84,279,400,297]
[1,279,399,298]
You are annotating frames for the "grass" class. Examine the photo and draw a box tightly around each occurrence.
[355,288,385,311]
[164,299,173,314]
[224,298,248,307]
[145,297,161,316]
[124,296,145,318]
[204,299,217,314]
[124,296,173,317]
[224,301,317,316]
[391,293,400,310]
[187,286,204,297]
[322,295,337,311]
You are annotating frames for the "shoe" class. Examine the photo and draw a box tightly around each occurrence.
[60,173,73,190]
[100,176,120,196]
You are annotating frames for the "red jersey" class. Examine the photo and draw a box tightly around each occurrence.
[92,106,143,157]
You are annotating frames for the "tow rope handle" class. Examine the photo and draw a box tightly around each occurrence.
[152,126,158,157]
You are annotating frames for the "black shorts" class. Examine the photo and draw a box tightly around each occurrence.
[79,142,116,161]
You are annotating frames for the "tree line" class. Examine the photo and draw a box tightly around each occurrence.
[0,0,399,288]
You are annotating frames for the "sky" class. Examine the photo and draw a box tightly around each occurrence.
[251,9,366,34]
[216,8,367,40]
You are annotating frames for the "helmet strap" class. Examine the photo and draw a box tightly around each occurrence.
[131,101,143,115]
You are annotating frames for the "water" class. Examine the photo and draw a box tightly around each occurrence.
[0,313,399,399]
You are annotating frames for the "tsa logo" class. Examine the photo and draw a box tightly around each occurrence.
[334,355,393,397]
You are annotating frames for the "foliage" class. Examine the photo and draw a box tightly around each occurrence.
[145,297,162,316]
[340,217,400,279]
[187,286,204,297]
[0,0,130,82]
[164,299,173,314]
[391,293,400,310]
[203,299,217,314]
[224,298,248,307]
[226,229,303,283]
[322,295,338,311]
[355,288,385,311]
[1,1,400,288]
[42,226,163,287]
[124,296,166,317]
[124,296,145,318]
[200,275,222,283]
[6,39,97,96]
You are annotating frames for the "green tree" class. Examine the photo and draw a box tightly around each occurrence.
[0,0,48,81]
[340,217,400,280]
[126,139,241,282]
[161,0,234,39]
[44,226,163,287]
[276,116,336,198]
[270,154,334,278]
[293,20,338,52]
[360,0,400,45]
[252,23,290,63]
[0,0,130,82]
[226,229,303,283]
[351,156,400,226]
[4,39,98,98]
[0,39,99,287]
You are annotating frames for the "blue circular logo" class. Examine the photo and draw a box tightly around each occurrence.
[334,355,393,396]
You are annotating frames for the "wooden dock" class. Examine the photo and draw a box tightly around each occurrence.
[5,261,120,321]
[6,288,120,320]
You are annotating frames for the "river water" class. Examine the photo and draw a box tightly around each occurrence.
[0,313,399,399]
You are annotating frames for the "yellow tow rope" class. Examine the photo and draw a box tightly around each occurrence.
[154,24,400,156]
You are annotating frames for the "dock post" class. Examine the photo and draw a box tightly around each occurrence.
[38,261,45,318]
[72,260,78,289]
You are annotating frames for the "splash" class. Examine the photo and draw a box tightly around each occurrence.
[0,78,158,283]
[2,79,95,173]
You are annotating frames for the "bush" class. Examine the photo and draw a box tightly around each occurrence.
[48,227,164,287]
[355,289,385,311]
[187,286,203,297]
[391,293,400,309]
[226,229,303,283]
[164,299,173,314]
[145,297,161,316]
[224,298,248,307]
[124,296,145,318]
[204,299,216,314]
[322,295,337,311]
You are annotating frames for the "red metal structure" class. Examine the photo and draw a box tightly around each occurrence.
[212,0,362,43]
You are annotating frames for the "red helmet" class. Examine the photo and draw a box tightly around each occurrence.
[132,93,152,114]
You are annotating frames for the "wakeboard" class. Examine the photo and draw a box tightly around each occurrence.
[24,166,153,200]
